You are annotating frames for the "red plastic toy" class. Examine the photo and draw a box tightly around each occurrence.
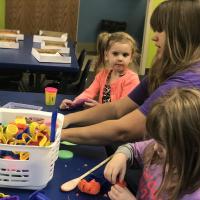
[78,179,101,195]
[116,180,127,188]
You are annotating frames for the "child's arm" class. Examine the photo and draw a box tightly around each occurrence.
[104,140,154,184]
[104,152,128,184]
[116,139,154,166]
[75,72,102,101]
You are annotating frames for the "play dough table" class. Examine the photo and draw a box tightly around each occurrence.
[0,91,108,200]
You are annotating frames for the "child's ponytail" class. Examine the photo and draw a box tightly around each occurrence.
[95,32,111,73]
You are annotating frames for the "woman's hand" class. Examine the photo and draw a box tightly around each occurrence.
[59,99,73,110]
[108,184,137,200]
[84,99,99,108]
[104,153,127,184]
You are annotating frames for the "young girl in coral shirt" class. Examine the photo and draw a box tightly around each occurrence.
[60,31,140,109]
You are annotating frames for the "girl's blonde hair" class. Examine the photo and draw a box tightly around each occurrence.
[148,0,200,93]
[96,31,140,72]
[106,32,139,69]
[146,88,200,200]
[96,32,111,68]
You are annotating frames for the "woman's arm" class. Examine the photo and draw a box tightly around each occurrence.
[63,96,137,128]
[61,79,148,145]
[61,97,146,145]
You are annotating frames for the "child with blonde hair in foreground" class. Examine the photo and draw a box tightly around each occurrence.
[104,88,200,200]
[60,31,140,109]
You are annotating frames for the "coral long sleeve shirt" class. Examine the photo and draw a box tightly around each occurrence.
[76,68,140,103]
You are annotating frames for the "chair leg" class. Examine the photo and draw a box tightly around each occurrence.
[29,73,34,87]
[18,80,28,92]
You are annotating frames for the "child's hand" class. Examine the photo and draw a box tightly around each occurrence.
[71,98,92,108]
[108,184,137,200]
[84,99,99,108]
[104,153,127,184]
[59,99,73,110]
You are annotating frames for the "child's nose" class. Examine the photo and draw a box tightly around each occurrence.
[117,54,123,60]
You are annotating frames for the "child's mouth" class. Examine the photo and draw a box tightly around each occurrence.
[115,64,123,67]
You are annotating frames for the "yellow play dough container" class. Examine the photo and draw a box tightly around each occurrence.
[45,87,58,105]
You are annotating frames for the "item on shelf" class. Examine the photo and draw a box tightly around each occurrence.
[33,30,68,42]
[41,40,70,53]
[31,48,71,63]
[0,29,24,40]
[0,36,19,49]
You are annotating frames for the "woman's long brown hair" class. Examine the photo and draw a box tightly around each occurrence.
[146,88,200,199]
[148,0,200,93]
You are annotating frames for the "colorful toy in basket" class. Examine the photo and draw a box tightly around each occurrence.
[0,115,58,160]
[0,108,64,190]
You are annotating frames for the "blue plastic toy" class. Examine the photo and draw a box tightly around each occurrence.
[50,110,57,142]
[28,190,50,200]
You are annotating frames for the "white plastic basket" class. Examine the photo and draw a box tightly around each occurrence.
[0,108,64,190]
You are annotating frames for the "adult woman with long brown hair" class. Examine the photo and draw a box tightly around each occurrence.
[62,0,200,146]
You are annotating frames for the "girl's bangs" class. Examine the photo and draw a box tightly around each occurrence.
[150,1,170,33]
[150,9,165,32]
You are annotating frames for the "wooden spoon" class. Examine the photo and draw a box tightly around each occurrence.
[60,155,113,192]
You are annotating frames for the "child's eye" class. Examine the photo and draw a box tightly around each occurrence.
[123,53,129,57]
[112,52,119,56]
